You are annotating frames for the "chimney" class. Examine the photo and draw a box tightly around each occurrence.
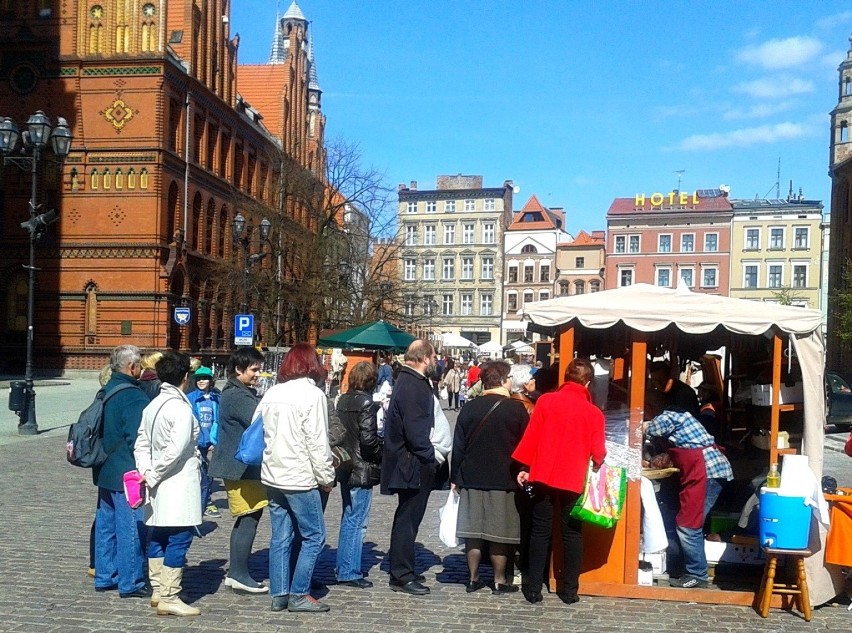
[592,230,605,240]
[398,183,407,192]
[410,181,417,191]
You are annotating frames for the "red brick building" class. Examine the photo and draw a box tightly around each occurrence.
[0,1,323,371]
[605,189,733,293]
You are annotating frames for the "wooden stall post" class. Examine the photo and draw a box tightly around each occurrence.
[770,333,782,466]
[623,336,647,584]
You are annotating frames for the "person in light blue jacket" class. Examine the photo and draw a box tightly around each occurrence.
[187,366,221,518]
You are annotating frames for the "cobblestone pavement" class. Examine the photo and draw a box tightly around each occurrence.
[0,382,850,632]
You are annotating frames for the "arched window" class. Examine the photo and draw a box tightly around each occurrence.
[204,198,215,254]
[520,244,538,254]
[127,167,136,189]
[114,168,123,189]
[167,181,178,242]
[845,76,852,97]
[84,282,98,335]
[115,0,130,53]
[141,3,157,52]
[559,280,569,296]
[6,273,28,331]
[88,5,105,54]
[192,192,202,251]
[218,205,228,257]
[102,168,111,190]
[590,280,601,293]
[90,169,98,190]
[140,168,148,189]
[70,167,80,191]
[574,280,585,295]
[841,120,849,144]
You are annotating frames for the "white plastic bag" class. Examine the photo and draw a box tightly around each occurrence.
[438,489,460,547]
[439,386,448,401]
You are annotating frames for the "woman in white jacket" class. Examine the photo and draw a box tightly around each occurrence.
[134,352,201,617]
[260,343,336,614]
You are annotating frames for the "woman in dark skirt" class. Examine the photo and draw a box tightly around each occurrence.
[450,361,530,594]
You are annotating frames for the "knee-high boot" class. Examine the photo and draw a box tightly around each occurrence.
[157,565,200,617]
[148,557,164,607]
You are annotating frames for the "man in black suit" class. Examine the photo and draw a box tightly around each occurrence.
[380,339,438,595]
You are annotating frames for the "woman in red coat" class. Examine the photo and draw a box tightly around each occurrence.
[512,358,606,605]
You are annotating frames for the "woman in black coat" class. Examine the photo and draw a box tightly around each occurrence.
[334,362,383,588]
[451,360,529,594]
[207,347,268,594]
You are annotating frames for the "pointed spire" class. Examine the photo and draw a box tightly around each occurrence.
[268,6,286,64]
[283,0,306,22]
[307,36,320,92]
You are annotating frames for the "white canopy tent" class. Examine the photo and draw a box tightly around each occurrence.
[478,340,503,357]
[521,283,841,605]
[441,332,477,348]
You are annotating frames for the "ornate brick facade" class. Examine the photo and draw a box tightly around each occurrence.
[0,1,323,371]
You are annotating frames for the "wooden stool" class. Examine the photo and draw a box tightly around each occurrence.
[757,547,812,621]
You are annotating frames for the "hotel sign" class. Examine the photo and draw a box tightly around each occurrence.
[635,191,699,207]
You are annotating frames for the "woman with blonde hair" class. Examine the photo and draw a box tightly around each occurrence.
[139,351,163,400]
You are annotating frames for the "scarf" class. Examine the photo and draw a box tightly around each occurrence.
[482,387,510,398]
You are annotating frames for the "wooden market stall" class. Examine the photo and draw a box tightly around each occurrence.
[521,283,844,606]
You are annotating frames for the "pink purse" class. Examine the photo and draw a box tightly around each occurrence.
[123,470,145,509]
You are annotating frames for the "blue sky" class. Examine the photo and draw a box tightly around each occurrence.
[231,1,852,237]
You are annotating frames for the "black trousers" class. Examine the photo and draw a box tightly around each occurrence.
[525,485,583,598]
[388,463,436,583]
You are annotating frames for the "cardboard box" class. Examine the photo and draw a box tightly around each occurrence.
[704,540,764,565]
[751,383,803,406]
[642,551,667,575]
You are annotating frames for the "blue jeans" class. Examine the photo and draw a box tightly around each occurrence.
[95,487,146,593]
[268,487,326,597]
[199,445,213,511]
[336,484,373,581]
[148,527,194,568]
[676,477,726,581]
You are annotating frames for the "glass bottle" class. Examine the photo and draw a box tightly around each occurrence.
[766,463,781,488]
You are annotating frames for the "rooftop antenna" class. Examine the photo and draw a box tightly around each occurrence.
[762,156,781,199]
[674,169,685,192]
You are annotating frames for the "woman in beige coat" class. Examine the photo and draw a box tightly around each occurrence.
[441,359,462,410]
[135,352,202,617]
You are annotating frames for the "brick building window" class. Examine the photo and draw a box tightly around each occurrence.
[507,293,517,311]
[481,257,494,280]
[524,265,534,283]
[508,265,518,283]
[480,294,493,316]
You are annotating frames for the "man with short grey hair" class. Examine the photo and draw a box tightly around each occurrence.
[93,344,153,598]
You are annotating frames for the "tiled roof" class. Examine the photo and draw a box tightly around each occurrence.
[565,230,605,246]
[608,192,733,215]
[237,65,287,140]
[521,194,546,212]
[508,194,566,231]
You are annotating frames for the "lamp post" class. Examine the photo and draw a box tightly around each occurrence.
[232,213,271,313]
[0,111,72,435]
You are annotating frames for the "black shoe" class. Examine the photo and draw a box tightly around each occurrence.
[119,585,153,599]
[465,579,487,593]
[287,594,330,612]
[389,580,430,595]
[669,574,708,589]
[271,595,289,611]
[413,573,426,582]
[557,593,580,604]
[493,583,519,595]
[522,585,543,604]
[338,578,373,589]
[94,584,118,593]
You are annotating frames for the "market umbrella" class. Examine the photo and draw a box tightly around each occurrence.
[317,320,416,351]
[478,340,503,356]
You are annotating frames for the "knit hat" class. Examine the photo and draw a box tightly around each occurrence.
[194,366,214,378]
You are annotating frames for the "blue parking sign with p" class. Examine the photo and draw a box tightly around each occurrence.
[234,314,254,346]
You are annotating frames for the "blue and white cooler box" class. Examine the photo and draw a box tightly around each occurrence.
[759,487,811,549]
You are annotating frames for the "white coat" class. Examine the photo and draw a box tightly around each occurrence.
[134,382,202,527]
[259,377,335,491]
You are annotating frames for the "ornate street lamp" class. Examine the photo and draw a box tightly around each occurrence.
[1,111,73,435]
[232,212,270,326]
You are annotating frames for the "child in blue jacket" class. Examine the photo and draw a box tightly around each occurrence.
[187,366,221,518]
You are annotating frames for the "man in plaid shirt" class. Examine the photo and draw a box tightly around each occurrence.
[644,407,733,589]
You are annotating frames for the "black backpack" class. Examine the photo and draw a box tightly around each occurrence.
[66,384,135,468]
